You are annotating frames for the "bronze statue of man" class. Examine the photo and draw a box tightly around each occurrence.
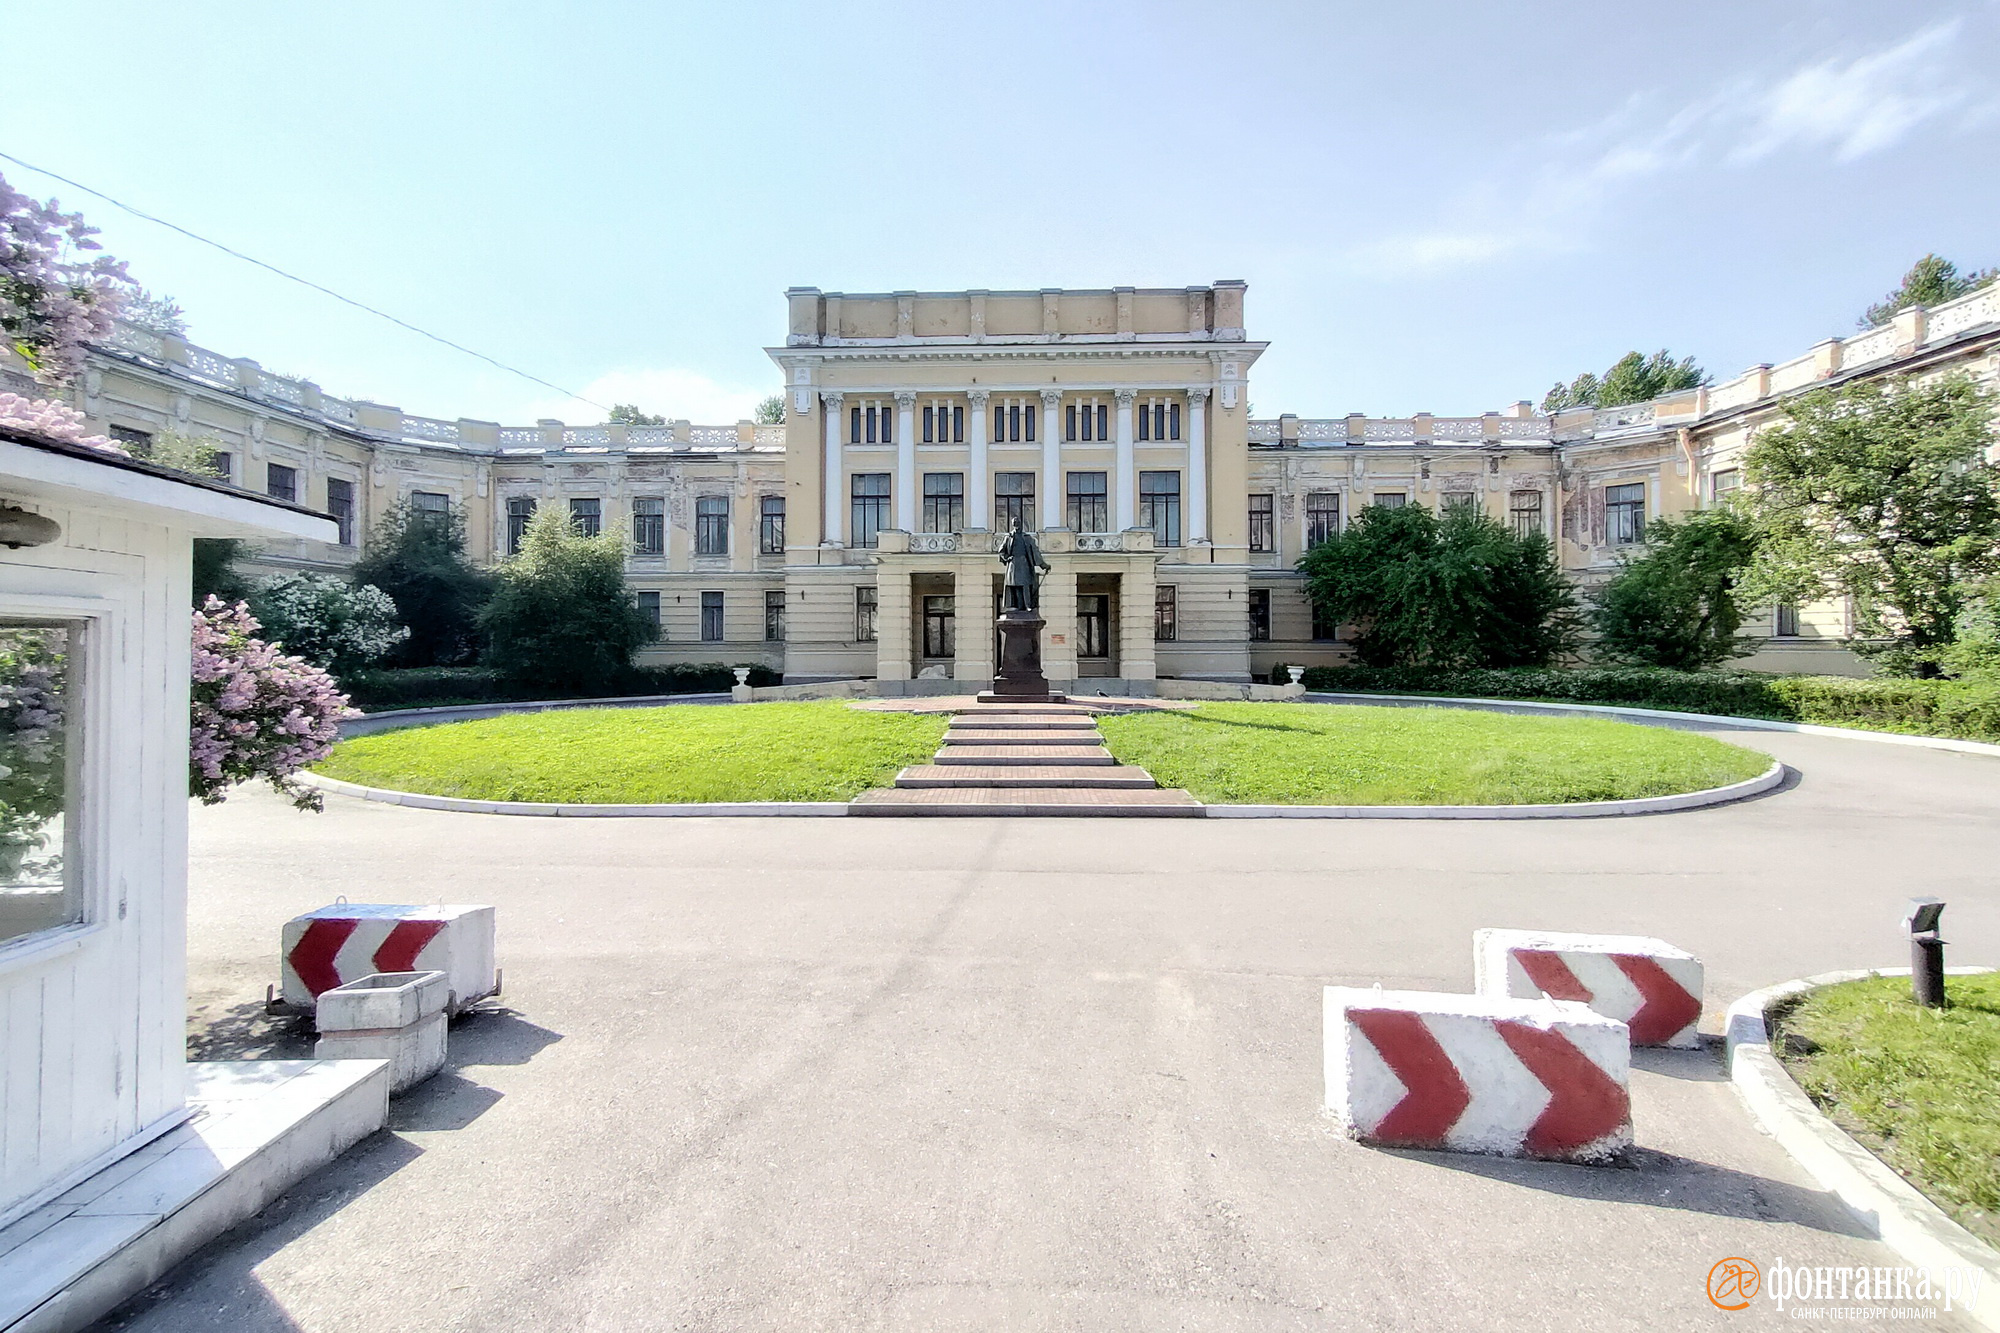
[998,518,1050,613]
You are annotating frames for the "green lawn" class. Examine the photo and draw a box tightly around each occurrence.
[1772,973,2000,1246]
[315,701,948,804]
[1096,702,1771,805]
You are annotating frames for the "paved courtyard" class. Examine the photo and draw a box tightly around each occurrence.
[106,721,2000,1331]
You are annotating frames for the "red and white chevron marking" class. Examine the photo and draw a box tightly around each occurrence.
[281,903,496,1011]
[1325,987,1632,1164]
[1473,929,1704,1048]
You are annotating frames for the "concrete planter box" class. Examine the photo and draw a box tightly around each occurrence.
[314,971,450,1093]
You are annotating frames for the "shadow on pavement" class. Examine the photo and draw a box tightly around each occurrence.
[1399,1144,1872,1238]
[390,1071,504,1132]
[93,1133,424,1332]
[186,998,313,1062]
[447,1008,563,1066]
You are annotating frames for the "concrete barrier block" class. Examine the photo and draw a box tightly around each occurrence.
[1325,987,1632,1164]
[282,903,497,1012]
[1473,929,1704,1048]
[315,969,449,1033]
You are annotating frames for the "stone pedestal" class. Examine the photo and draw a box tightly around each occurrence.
[991,609,1055,699]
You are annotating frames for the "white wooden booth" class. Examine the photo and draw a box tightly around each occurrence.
[0,424,336,1227]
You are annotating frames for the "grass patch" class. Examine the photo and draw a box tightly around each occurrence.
[315,701,948,803]
[1096,702,1770,805]
[1771,973,2000,1246]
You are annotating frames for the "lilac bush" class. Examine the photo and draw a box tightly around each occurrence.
[1,172,128,385]
[191,597,356,811]
[0,390,123,455]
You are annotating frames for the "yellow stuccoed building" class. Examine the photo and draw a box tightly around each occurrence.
[11,279,1998,688]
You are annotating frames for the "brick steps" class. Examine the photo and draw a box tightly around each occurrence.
[850,787,1204,816]
[946,716,1099,731]
[895,765,1159,788]
[932,746,1116,766]
[940,729,1104,747]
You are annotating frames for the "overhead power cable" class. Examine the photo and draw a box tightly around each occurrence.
[0,149,608,411]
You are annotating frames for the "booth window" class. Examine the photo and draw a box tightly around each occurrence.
[0,622,82,947]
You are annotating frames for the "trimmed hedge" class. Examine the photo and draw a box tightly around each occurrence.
[340,663,781,712]
[1299,665,2000,743]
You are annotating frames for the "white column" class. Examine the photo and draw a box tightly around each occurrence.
[967,390,990,530]
[1114,388,1136,531]
[821,391,844,546]
[894,390,917,532]
[1187,388,1209,543]
[1040,390,1064,529]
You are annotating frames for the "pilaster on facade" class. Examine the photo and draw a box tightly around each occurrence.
[1117,555,1158,682]
[1113,388,1137,532]
[966,389,991,531]
[1186,387,1210,543]
[953,553,995,682]
[893,390,917,533]
[1039,389,1064,531]
[875,563,913,681]
[820,390,845,547]
[1040,563,1079,684]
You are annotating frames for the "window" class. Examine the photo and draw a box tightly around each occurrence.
[1154,585,1177,642]
[0,621,82,945]
[1711,469,1741,505]
[632,497,665,556]
[1606,482,1646,545]
[1066,471,1108,533]
[700,591,724,642]
[759,496,785,554]
[765,589,786,643]
[849,399,893,445]
[267,463,298,503]
[412,491,450,523]
[1509,490,1543,538]
[1776,603,1800,637]
[326,477,356,546]
[506,497,536,555]
[569,496,602,538]
[1373,492,1407,509]
[1065,399,1109,443]
[856,586,878,642]
[1311,597,1339,642]
[1442,491,1476,511]
[1248,493,1275,552]
[922,595,955,658]
[1139,471,1181,547]
[992,397,1036,443]
[1248,588,1272,642]
[1306,492,1340,547]
[109,424,152,449]
[1077,595,1109,658]
[635,591,661,641]
[922,473,964,533]
[695,496,728,555]
[922,400,963,444]
[1136,398,1182,442]
[209,451,232,482]
[994,472,1036,531]
[851,473,890,548]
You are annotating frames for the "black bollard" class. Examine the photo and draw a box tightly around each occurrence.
[1902,898,1947,1008]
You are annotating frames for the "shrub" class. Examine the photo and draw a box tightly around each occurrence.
[249,572,408,673]
[1299,503,1579,669]
[479,507,655,693]
[1296,664,2000,742]
[351,498,492,667]
[1591,509,1760,670]
[190,598,355,810]
[341,663,778,711]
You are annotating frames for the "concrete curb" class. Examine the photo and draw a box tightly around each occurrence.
[1304,692,2000,758]
[301,773,849,817]
[1725,967,2000,1329]
[341,693,733,738]
[1204,759,1785,819]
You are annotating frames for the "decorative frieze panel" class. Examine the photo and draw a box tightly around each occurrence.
[907,532,958,554]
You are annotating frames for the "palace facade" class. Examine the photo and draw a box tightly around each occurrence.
[9,279,1999,686]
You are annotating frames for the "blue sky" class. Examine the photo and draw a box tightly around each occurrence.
[3,2,1995,423]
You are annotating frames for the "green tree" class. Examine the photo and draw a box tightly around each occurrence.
[351,498,493,666]
[608,403,666,426]
[1299,503,1579,669]
[248,572,409,673]
[191,538,253,607]
[138,429,226,478]
[1591,509,1761,669]
[479,505,654,692]
[1542,350,1707,413]
[1860,254,1996,330]
[754,394,785,425]
[1739,374,2000,676]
